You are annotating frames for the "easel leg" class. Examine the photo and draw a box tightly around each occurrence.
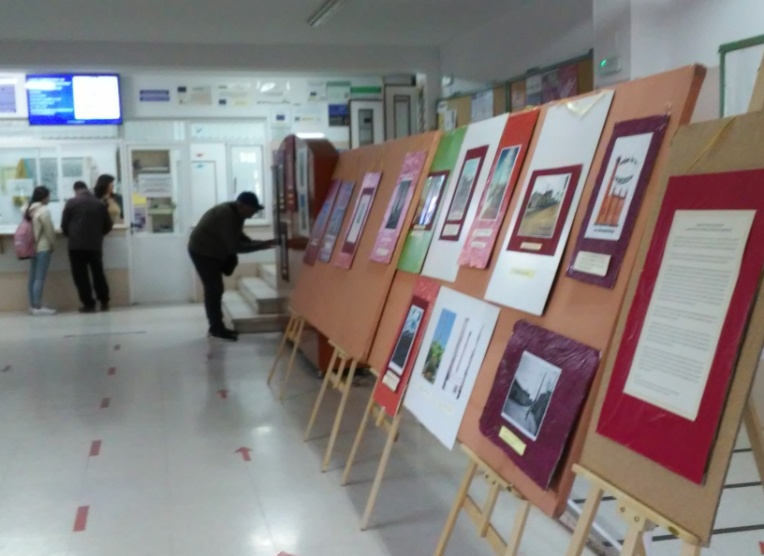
[503,499,531,556]
[433,459,479,556]
[743,398,764,487]
[565,484,604,556]
[478,480,501,537]
[267,313,295,385]
[341,386,377,486]
[679,542,702,556]
[322,359,358,472]
[304,348,341,441]
[360,412,402,531]
[278,317,305,401]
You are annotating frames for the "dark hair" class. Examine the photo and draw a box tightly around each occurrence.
[93,174,115,200]
[25,185,50,221]
[73,181,88,192]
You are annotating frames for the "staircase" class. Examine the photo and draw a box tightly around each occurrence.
[221,263,290,333]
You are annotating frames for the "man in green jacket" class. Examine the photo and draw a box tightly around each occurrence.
[189,192,276,341]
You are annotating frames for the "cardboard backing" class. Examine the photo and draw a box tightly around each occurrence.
[289,132,440,362]
[580,108,764,544]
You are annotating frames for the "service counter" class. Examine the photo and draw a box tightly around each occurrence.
[0,225,130,313]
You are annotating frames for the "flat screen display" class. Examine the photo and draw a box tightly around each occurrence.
[26,73,122,125]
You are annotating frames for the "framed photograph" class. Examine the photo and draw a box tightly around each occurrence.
[441,319,485,401]
[318,180,354,263]
[501,351,561,441]
[479,321,600,490]
[567,115,669,288]
[336,172,382,270]
[422,308,457,384]
[303,179,340,265]
[388,304,425,376]
[385,179,412,230]
[478,146,521,221]
[440,146,489,241]
[412,171,450,231]
[507,165,582,256]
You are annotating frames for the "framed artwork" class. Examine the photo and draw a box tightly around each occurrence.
[336,172,382,270]
[567,115,669,288]
[374,277,441,416]
[303,179,340,265]
[318,180,355,263]
[370,151,428,264]
[404,287,500,449]
[597,170,764,484]
[507,165,582,256]
[412,171,450,232]
[479,321,600,490]
[439,146,489,241]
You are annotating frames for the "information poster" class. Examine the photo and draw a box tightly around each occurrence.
[597,169,764,484]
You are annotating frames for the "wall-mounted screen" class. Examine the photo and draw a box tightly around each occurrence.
[26,74,122,126]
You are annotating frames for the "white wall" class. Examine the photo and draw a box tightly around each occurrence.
[631,0,764,79]
[440,0,593,83]
[593,0,631,87]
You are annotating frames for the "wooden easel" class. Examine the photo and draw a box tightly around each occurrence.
[566,465,702,556]
[266,310,306,401]
[433,445,532,556]
[340,371,404,530]
[304,341,368,472]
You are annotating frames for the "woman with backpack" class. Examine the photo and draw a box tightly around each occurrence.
[25,186,57,316]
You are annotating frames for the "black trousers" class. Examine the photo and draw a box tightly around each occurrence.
[189,251,226,332]
[68,250,110,308]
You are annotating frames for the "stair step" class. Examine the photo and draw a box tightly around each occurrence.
[239,276,285,315]
[222,291,288,334]
[259,262,278,290]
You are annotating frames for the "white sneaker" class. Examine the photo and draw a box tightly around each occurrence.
[31,307,57,316]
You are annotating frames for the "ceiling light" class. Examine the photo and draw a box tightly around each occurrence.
[296,132,326,139]
[307,0,347,28]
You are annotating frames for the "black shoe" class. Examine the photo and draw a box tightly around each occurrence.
[79,306,97,314]
[100,302,110,312]
[208,328,239,342]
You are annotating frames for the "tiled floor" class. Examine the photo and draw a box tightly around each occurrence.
[0,305,587,556]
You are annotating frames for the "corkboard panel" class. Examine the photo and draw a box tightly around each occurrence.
[580,108,764,544]
[453,65,706,518]
[289,132,441,362]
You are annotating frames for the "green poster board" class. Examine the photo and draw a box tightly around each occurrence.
[397,127,467,273]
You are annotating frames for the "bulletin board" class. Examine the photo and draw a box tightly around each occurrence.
[289,131,441,362]
[451,65,705,517]
[579,107,764,544]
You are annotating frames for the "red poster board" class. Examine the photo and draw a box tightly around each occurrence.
[370,151,428,264]
[335,172,382,270]
[597,169,764,483]
[373,277,441,416]
[459,110,539,269]
[303,179,340,266]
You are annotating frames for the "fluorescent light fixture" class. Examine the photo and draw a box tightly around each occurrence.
[296,132,326,139]
[307,0,347,27]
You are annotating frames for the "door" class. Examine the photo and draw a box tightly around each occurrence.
[350,100,384,148]
[384,85,420,140]
[229,145,268,225]
[126,146,193,304]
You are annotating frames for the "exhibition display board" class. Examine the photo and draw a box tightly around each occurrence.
[452,65,705,518]
[289,132,440,362]
[578,108,764,544]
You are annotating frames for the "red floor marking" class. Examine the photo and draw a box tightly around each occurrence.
[89,440,102,457]
[235,447,252,462]
[73,506,89,532]
[1,365,10,373]
[218,389,229,399]
[108,367,116,376]
[100,398,110,409]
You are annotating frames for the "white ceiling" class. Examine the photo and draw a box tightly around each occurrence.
[0,0,527,47]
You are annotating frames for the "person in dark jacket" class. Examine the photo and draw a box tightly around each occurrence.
[189,192,276,341]
[61,181,114,313]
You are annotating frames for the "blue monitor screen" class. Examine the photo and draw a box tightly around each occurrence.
[26,73,122,126]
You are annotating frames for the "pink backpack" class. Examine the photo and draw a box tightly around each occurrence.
[13,216,36,260]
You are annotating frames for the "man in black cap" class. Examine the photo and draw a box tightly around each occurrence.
[188,192,276,341]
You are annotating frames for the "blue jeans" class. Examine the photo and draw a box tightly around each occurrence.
[29,250,52,308]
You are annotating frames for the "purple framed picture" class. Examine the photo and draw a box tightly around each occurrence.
[566,115,669,288]
[479,321,600,490]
